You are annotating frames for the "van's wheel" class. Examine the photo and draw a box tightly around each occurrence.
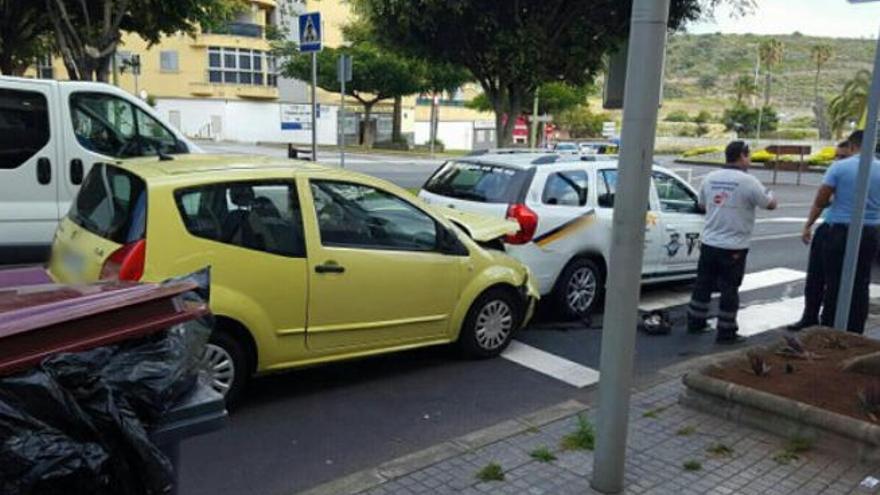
[553,258,603,320]
[202,331,249,409]
[458,288,521,358]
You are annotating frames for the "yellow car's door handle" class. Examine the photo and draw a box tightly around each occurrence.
[315,263,345,274]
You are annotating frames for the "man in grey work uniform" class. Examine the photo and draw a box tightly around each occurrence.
[687,141,778,344]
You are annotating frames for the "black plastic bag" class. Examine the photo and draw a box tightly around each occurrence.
[0,272,212,495]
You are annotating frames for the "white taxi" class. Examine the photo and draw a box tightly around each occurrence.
[419,153,704,319]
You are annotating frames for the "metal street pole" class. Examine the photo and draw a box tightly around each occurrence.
[591,0,670,493]
[340,75,346,169]
[530,88,540,149]
[834,29,880,329]
[311,51,318,161]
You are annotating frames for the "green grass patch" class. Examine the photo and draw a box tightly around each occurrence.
[683,460,703,471]
[561,414,596,451]
[706,443,734,457]
[529,446,557,463]
[475,462,505,482]
[772,450,800,465]
[676,425,697,436]
[642,405,671,419]
[772,436,813,465]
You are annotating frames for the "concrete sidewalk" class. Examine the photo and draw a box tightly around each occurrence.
[301,335,880,495]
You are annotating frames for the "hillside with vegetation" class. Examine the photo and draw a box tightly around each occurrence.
[659,32,876,131]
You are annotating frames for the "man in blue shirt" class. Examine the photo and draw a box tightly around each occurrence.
[801,130,880,333]
[788,140,854,331]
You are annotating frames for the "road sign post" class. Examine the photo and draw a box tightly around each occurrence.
[834,27,880,329]
[337,54,352,169]
[591,0,671,493]
[299,12,323,161]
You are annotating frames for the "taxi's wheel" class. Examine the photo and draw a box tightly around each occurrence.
[458,288,521,358]
[554,258,602,320]
[202,331,248,408]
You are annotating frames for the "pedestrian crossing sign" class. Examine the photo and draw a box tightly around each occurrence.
[298,12,322,53]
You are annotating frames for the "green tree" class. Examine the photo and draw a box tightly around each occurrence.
[665,110,691,122]
[46,0,244,81]
[556,104,609,139]
[722,103,778,136]
[0,0,54,76]
[733,74,757,105]
[282,43,426,147]
[351,0,748,146]
[758,38,784,107]
[697,74,717,93]
[829,69,870,139]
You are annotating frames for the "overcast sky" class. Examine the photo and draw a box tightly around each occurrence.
[688,0,880,38]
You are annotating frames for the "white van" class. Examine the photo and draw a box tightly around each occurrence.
[0,77,198,263]
[419,153,704,319]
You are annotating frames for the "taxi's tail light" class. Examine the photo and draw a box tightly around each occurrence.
[100,239,146,281]
[505,203,538,245]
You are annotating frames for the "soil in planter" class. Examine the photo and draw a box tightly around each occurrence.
[707,331,880,422]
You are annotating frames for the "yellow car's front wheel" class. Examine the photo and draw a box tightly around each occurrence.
[458,287,522,358]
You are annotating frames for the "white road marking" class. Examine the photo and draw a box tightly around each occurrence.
[639,268,806,311]
[752,233,802,242]
[502,341,599,388]
[713,284,880,337]
[755,217,821,224]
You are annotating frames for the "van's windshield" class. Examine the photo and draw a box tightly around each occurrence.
[69,164,147,244]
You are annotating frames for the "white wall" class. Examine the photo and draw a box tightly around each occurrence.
[414,121,476,151]
[155,98,340,145]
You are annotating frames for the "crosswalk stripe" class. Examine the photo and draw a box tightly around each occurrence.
[639,267,806,312]
[709,284,880,336]
[501,341,599,388]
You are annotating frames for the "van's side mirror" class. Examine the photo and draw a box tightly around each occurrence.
[174,139,189,153]
[598,193,615,208]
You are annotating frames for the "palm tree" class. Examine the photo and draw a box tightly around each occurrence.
[810,44,833,102]
[758,39,784,107]
[828,69,870,138]
[810,44,834,139]
[733,74,757,105]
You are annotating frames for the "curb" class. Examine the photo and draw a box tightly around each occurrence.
[297,399,588,495]
[674,158,827,174]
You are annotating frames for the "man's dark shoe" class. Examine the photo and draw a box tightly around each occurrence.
[786,320,816,332]
[716,335,747,345]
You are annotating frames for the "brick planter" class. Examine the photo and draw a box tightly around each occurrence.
[679,329,880,463]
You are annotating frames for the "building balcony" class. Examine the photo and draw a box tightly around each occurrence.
[205,22,264,39]
[250,0,276,8]
[189,81,279,100]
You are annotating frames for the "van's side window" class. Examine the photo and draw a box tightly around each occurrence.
[0,89,50,169]
[542,170,588,206]
[70,92,182,158]
[174,181,306,258]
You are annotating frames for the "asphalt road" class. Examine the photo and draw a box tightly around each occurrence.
[175,144,854,495]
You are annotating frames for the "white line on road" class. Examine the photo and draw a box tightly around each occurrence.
[502,341,599,388]
[638,268,806,312]
[714,284,880,337]
[752,232,802,242]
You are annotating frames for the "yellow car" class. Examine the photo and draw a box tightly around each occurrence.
[49,155,538,405]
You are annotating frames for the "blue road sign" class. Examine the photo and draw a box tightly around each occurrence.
[299,12,322,53]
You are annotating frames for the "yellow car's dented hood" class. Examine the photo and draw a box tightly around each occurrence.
[432,206,518,242]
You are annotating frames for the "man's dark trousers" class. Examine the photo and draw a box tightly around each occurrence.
[820,224,880,333]
[801,223,830,324]
[687,244,749,341]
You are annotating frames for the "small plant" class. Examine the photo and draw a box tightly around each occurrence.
[773,450,799,465]
[823,334,849,350]
[785,436,814,454]
[858,382,880,421]
[561,414,596,451]
[642,405,671,418]
[682,460,702,471]
[747,352,771,376]
[676,425,697,436]
[529,447,557,463]
[706,443,734,457]
[526,425,541,434]
[476,462,505,482]
[778,335,820,359]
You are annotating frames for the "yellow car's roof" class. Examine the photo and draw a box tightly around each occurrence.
[115,154,325,177]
